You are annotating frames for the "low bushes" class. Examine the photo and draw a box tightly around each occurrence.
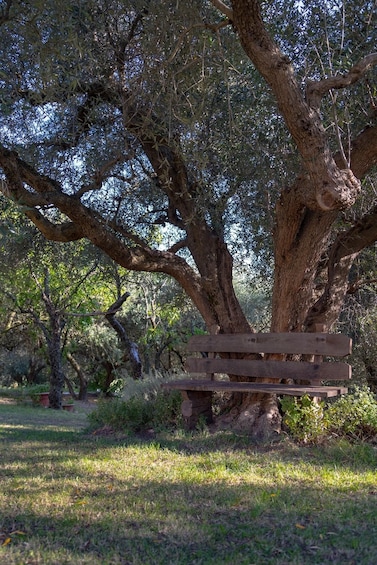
[88,374,377,443]
[326,386,377,440]
[280,394,326,444]
[281,386,377,443]
[88,392,182,433]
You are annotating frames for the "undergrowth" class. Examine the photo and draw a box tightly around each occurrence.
[90,375,377,444]
[281,386,377,443]
[88,392,182,433]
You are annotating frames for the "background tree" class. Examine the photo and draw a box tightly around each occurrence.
[0,1,376,436]
[121,272,202,373]
[0,216,118,407]
[0,210,200,398]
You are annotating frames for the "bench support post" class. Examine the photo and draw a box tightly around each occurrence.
[180,390,213,429]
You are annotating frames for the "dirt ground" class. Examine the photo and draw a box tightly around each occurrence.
[0,397,17,405]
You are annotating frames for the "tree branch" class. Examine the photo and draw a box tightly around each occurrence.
[347,278,377,295]
[345,125,377,179]
[167,238,188,254]
[0,139,210,318]
[210,0,233,20]
[306,53,377,109]
[24,209,84,242]
[164,19,231,67]
[231,0,361,211]
[106,292,131,315]
[75,153,124,198]
[105,292,142,379]
[305,204,377,330]
[66,292,130,318]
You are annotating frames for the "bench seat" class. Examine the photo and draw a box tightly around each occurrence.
[163,378,348,398]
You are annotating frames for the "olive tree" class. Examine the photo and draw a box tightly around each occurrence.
[0,0,376,436]
[0,220,106,406]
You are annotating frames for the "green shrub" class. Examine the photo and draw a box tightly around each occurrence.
[281,386,377,443]
[0,383,50,404]
[88,389,182,433]
[88,371,188,433]
[326,386,377,441]
[88,397,151,432]
[280,395,327,443]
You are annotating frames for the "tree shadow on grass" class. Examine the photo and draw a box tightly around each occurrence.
[1,471,377,565]
[1,401,377,475]
[1,405,377,563]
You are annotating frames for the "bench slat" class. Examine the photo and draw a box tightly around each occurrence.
[162,379,348,398]
[185,358,351,382]
[187,333,352,357]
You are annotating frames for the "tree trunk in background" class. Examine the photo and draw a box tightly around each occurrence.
[104,361,117,394]
[41,269,66,409]
[47,331,65,409]
[66,352,88,400]
[105,293,142,380]
[186,242,282,440]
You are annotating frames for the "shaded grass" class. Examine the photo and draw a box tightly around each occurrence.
[0,403,377,564]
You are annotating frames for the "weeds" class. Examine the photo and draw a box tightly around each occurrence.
[281,394,327,443]
[282,386,377,444]
[88,389,182,433]
[326,386,377,441]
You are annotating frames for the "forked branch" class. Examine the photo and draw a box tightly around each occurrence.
[307,53,377,109]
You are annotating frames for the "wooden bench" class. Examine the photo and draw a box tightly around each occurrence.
[162,332,352,428]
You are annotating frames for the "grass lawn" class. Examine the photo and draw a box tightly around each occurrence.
[0,400,376,564]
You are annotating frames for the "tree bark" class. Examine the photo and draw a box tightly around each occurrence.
[43,290,66,409]
[47,334,65,409]
[229,1,377,336]
[66,352,88,400]
[105,292,143,380]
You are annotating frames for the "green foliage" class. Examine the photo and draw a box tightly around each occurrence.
[0,383,50,405]
[234,268,272,330]
[88,397,153,432]
[22,383,50,396]
[281,387,377,443]
[0,352,28,387]
[281,395,327,444]
[24,383,51,405]
[88,373,183,433]
[1,0,377,435]
[350,302,377,393]
[326,386,377,441]
[120,272,201,372]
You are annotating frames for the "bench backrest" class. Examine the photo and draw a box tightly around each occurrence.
[187,333,351,356]
[185,333,352,384]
